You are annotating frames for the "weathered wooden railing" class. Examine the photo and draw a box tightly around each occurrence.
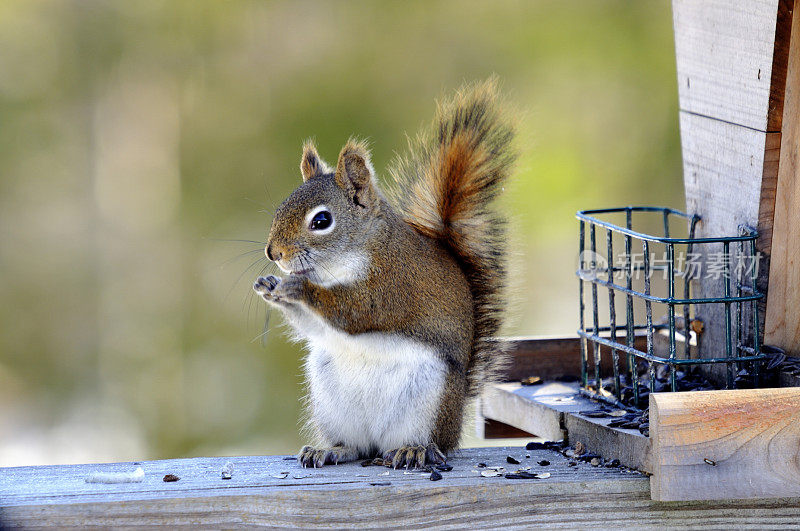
[4,443,800,528]
[3,334,800,527]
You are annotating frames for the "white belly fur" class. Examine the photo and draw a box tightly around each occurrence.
[301,323,446,454]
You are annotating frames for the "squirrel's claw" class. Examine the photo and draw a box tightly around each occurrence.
[384,443,446,470]
[253,275,280,297]
[255,274,307,304]
[298,445,358,468]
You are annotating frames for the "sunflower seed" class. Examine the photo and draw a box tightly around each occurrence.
[430,471,443,481]
[506,456,520,464]
[581,410,609,418]
[505,471,538,479]
[481,470,501,477]
[271,472,289,479]
[162,474,180,482]
[704,458,716,466]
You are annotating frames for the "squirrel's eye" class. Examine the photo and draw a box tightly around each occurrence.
[309,210,333,231]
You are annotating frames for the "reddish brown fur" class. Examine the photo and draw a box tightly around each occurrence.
[389,77,516,398]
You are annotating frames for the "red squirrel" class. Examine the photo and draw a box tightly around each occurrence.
[254,79,516,468]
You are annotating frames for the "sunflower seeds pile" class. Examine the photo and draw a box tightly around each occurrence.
[577,407,649,436]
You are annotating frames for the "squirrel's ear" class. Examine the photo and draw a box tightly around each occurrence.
[334,139,377,208]
[300,141,331,182]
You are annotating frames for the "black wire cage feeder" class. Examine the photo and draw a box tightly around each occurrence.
[576,206,770,410]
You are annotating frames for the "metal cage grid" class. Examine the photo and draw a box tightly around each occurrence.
[576,206,768,409]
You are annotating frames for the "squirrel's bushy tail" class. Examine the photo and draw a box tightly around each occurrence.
[389,78,516,397]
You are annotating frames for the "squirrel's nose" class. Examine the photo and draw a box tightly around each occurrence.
[266,244,282,262]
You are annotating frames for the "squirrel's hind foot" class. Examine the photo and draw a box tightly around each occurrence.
[298,445,359,468]
[383,443,446,470]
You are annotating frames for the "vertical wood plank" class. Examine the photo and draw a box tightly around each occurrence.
[673,0,795,379]
[672,0,782,131]
[678,115,780,382]
[765,0,800,355]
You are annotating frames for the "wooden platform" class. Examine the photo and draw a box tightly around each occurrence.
[480,380,800,502]
[481,382,652,472]
[4,447,800,528]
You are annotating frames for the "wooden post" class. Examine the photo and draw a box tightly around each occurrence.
[765,0,800,356]
[672,0,795,381]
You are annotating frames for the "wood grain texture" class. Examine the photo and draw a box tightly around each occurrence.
[679,113,780,383]
[650,387,800,501]
[767,0,796,131]
[756,130,783,254]
[5,446,800,528]
[672,0,782,131]
[681,113,776,242]
[0,447,652,528]
[765,0,800,356]
[756,130,782,329]
[674,0,797,378]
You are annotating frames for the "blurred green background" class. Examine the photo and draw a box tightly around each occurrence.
[0,0,682,466]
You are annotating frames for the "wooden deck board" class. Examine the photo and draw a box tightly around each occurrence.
[1,447,653,528]
[481,382,653,473]
[2,447,643,507]
[5,447,800,527]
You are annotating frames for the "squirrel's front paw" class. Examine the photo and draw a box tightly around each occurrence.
[254,275,306,304]
[384,443,446,470]
[298,445,358,468]
[253,275,281,301]
[272,275,306,301]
